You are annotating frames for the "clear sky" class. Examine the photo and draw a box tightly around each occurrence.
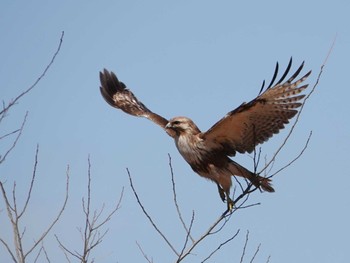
[1,1,349,262]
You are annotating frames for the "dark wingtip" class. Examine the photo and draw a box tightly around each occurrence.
[99,69,127,108]
[275,57,293,85]
[258,80,265,95]
[287,60,305,83]
[266,61,279,90]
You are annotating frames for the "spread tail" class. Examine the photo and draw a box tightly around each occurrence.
[228,161,275,192]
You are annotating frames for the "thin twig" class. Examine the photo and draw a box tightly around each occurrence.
[19,144,39,218]
[168,154,195,243]
[269,131,312,178]
[0,112,28,165]
[136,241,153,263]
[127,168,179,256]
[177,212,229,262]
[24,165,69,259]
[56,157,123,263]
[0,31,64,116]
[250,243,261,263]
[240,230,250,263]
[201,229,240,262]
[177,211,195,262]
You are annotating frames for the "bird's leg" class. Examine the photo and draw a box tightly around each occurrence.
[226,192,234,212]
[217,183,234,213]
[216,183,226,202]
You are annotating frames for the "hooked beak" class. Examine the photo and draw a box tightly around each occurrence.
[165,122,172,129]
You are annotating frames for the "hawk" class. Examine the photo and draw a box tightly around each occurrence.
[99,58,311,210]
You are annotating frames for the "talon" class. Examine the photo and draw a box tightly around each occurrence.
[227,197,235,212]
[217,184,226,202]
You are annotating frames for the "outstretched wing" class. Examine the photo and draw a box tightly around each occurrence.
[201,58,312,156]
[99,69,175,137]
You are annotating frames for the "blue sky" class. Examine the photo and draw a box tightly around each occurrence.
[1,1,349,262]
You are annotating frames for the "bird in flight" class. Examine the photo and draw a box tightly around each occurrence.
[99,58,311,211]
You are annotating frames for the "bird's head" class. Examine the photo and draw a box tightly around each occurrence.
[165,117,201,136]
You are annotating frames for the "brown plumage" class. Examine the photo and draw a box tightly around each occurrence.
[99,58,311,210]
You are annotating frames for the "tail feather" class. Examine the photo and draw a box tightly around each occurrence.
[257,176,275,192]
[228,161,275,192]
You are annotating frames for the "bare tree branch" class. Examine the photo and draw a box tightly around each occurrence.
[0,31,64,117]
[0,31,64,166]
[240,230,250,263]
[201,229,240,262]
[127,168,179,257]
[0,112,28,165]
[24,165,69,259]
[19,144,39,218]
[249,243,261,263]
[168,154,195,243]
[0,238,17,263]
[177,211,195,262]
[56,157,123,263]
[0,148,69,263]
[136,241,154,263]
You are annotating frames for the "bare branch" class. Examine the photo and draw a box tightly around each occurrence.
[127,168,179,257]
[41,245,51,263]
[177,211,195,261]
[0,237,17,263]
[55,235,81,262]
[0,154,69,263]
[176,212,230,262]
[168,154,195,243]
[19,145,39,218]
[250,243,261,263]
[56,157,123,263]
[24,165,69,259]
[269,131,312,178]
[0,112,28,165]
[0,31,64,116]
[201,229,240,262]
[240,230,250,263]
[136,241,154,263]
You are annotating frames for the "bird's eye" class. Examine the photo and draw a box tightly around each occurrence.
[173,120,181,125]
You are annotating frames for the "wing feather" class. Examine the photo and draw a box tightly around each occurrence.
[99,69,175,137]
[201,59,312,155]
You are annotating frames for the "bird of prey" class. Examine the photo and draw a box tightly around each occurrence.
[99,58,311,211]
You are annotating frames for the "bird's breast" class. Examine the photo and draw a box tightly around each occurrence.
[175,134,205,165]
